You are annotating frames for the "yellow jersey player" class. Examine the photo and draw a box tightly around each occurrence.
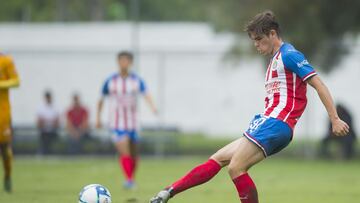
[0,53,20,193]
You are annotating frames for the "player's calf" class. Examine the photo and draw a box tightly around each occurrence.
[233,173,258,203]
[0,144,12,193]
[227,138,264,203]
[168,159,221,197]
[228,159,259,203]
[149,159,222,203]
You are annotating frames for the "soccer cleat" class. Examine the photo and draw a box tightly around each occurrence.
[4,177,12,193]
[123,180,136,190]
[149,190,170,203]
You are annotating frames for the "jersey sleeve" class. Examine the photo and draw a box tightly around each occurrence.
[0,56,20,88]
[101,78,111,96]
[6,57,19,78]
[282,51,317,81]
[139,78,147,94]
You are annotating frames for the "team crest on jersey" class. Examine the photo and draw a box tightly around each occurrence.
[271,60,278,70]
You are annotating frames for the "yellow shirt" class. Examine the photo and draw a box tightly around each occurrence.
[0,54,20,124]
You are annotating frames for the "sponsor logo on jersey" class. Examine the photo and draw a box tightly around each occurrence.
[297,59,309,68]
[265,81,281,94]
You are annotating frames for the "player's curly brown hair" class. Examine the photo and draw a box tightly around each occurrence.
[245,10,281,37]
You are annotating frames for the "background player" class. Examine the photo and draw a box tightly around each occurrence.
[150,11,349,203]
[96,51,157,189]
[0,53,20,193]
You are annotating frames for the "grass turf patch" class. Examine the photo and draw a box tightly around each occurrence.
[0,156,359,203]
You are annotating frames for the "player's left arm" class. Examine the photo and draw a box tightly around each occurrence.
[283,50,349,136]
[144,93,158,114]
[81,109,89,131]
[307,75,349,136]
[139,78,158,114]
[66,113,77,136]
[0,56,20,89]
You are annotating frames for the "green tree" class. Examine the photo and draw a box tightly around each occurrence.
[204,0,360,71]
[133,0,360,71]
[1,0,359,71]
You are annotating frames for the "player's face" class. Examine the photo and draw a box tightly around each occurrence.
[45,93,52,104]
[73,95,80,106]
[118,57,132,72]
[250,32,276,55]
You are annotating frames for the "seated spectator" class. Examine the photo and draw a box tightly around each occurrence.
[37,90,59,155]
[66,94,90,154]
[320,103,357,159]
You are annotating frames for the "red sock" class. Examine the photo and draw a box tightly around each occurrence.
[119,156,133,181]
[129,157,138,179]
[169,159,221,197]
[232,173,258,203]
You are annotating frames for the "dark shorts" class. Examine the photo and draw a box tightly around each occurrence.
[243,114,293,157]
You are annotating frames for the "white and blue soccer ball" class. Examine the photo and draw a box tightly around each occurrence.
[78,184,112,203]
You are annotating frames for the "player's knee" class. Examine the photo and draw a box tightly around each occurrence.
[118,149,131,156]
[116,147,130,156]
[227,162,248,177]
[3,152,11,160]
[209,153,218,161]
[210,152,228,167]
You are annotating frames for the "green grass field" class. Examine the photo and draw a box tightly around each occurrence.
[0,156,359,203]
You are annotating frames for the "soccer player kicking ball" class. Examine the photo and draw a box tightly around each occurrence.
[0,53,20,193]
[96,51,157,189]
[150,11,349,203]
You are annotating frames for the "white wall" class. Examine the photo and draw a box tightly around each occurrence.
[1,23,359,139]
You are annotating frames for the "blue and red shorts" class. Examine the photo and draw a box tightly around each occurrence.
[243,114,293,157]
[111,129,139,143]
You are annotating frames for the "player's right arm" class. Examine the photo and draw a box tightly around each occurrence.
[36,117,43,130]
[96,77,111,129]
[80,108,89,131]
[66,111,79,137]
[0,56,20,89]
[36,108,45,131]
[96,98,104,129]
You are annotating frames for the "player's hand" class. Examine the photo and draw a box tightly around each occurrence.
[331,118,349,136]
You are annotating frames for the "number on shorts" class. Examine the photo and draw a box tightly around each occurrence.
[249,117,267,133]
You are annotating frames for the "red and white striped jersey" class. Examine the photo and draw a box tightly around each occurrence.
[101,72,147,131]
[263,43,317,129]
